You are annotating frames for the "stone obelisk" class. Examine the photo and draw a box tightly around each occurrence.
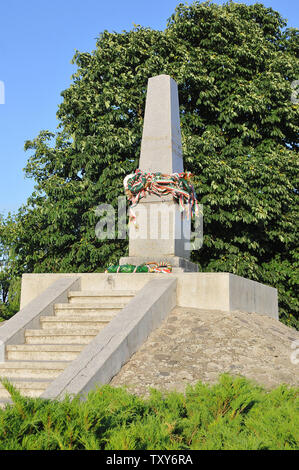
[120,75,198,272]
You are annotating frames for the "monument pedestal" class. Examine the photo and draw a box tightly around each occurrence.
[122,193,198,272]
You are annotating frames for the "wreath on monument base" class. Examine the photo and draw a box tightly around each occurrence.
[105,262,172,274]
[123,169,199,224]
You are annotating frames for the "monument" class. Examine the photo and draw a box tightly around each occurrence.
[119,74,199,272]
[0,75,282,407]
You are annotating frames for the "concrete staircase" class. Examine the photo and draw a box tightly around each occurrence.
[0,289,136,407]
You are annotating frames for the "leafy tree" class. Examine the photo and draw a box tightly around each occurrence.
[2,1,298,327]
[0,214,21,320]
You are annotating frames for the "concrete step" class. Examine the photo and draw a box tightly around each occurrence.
[53,312,117,321]
[0,378,50,398]
[25,328,100,344]
[54,303,125,316]
[6,344,84,361]
[0,361,69,379]
[68,290,136,304]
[39,315,111,330]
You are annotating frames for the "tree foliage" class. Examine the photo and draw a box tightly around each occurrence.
[1,1,298,326]
[0,214,21,321]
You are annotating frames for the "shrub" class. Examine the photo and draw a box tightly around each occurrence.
[0,375,298,450]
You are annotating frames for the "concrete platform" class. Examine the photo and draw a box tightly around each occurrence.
[0,271,280,404]
[20,272,278,320]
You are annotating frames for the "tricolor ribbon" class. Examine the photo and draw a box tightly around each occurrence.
[124,169,199,224]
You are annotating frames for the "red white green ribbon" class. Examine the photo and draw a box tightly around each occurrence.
[124,169,199,223]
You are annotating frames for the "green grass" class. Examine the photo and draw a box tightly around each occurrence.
[0,375,298,450]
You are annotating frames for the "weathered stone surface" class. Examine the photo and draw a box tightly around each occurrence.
[110,307,299,396]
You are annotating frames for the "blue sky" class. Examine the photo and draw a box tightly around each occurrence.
[0,0,298,214]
